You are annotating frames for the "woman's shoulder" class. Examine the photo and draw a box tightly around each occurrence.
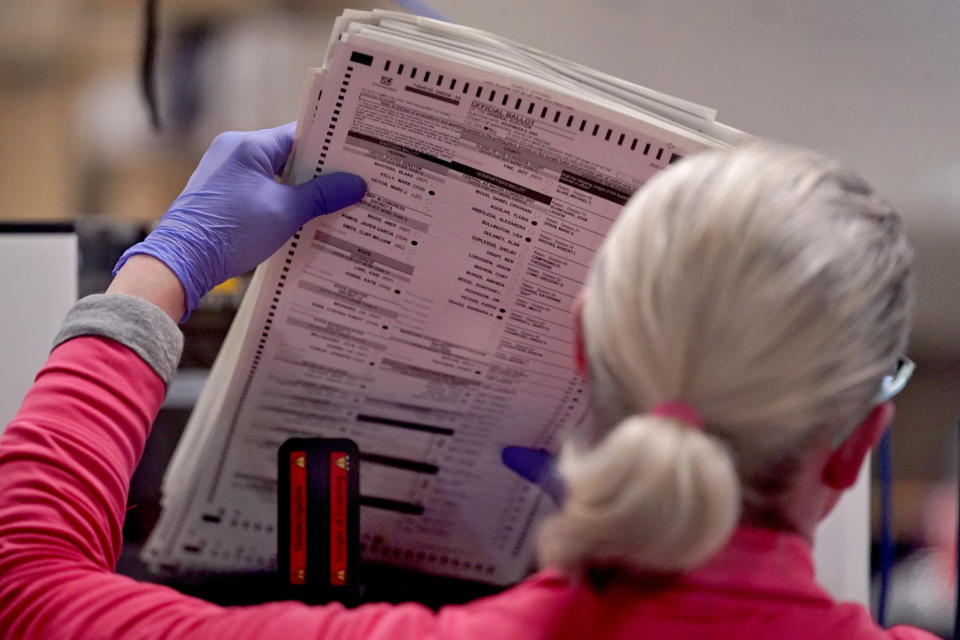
[440,569,945,640]
[880,624,942,640]
[433,570,584,639]
[827,602,941,640]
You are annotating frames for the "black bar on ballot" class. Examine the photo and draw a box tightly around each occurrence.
[345,130,552,204]
[349,51,374,65]
[360,496,426,515]
[404,85,460,105]
[356,414,455,435]
[360,452,439,475]
[447,160,552,204]
[558,170,631,205]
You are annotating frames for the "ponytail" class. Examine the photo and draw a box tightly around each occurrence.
[538,413,740,574]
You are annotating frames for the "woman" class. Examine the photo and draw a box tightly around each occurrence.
[0,123,935,639]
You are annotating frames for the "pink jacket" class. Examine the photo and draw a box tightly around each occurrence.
[0,304,938,639]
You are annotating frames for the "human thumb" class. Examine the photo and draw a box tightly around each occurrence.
[284,172,367,226]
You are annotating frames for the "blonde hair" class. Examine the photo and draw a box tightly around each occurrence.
[538,143,912,574]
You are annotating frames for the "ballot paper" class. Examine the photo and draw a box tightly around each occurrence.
[144,10,749,585]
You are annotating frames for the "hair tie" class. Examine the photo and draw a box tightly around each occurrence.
[650,402,704,430]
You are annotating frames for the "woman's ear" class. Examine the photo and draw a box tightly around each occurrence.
[822,402,895,489]
[573,293,587,378]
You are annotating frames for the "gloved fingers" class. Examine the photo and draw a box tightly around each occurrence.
[180,131,245,191]
[210,124,297,177]
[502,446,564,505]
[279,172,368,227]
[258,122,298,174]
[502,446,553,483]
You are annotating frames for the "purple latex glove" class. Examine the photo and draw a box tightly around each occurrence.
[502,446,564,505]
[114,122,366,321]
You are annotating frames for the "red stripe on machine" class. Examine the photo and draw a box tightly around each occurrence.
[290,451,307,585]
[330,451,349,586]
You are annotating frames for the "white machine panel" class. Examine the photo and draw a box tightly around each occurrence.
[0,224,78,434]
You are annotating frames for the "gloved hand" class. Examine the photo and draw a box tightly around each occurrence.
[114,122,366,321]
[501,446,564,505]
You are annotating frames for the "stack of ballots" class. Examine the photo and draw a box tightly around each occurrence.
[144,9,748,585]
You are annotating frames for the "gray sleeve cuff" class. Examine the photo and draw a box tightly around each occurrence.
[52,294,184,385]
